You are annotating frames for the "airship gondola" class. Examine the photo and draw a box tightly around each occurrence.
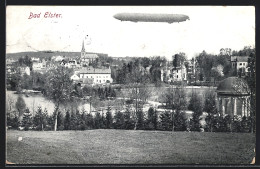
[113,13,190,24]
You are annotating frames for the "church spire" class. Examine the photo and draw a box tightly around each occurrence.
[81,40,85,52]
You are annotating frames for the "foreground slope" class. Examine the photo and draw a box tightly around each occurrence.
[6,130,255,164]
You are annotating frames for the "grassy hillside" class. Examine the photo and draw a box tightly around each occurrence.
[6,130,255,165]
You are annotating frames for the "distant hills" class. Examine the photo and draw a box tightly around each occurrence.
[6,51,109,59]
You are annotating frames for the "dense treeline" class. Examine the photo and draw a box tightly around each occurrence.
[195,46,255,82]
[7,46,255,91]
[115,56,166,85]
[7,105,252,133]
[7,91,253,133]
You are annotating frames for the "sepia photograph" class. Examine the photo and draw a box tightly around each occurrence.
[6,6,256,165]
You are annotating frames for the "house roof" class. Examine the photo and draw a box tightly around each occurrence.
[231,56,249,62]
[82,54,98,59]
[216,77,250,96]
[79,68,111,74]
[71,74,80,80]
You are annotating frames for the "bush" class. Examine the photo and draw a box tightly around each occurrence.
[57,125,64,131]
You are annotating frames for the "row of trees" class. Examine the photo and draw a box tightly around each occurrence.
[7,87,253,132]
[82,85,117,100]
[7,104,252,133]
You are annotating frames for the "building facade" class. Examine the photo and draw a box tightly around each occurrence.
[161,64,187,83]
[231,56,249,76]
[78,67,113,85]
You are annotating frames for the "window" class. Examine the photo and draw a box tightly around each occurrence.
[243,63,245,66]
[177,75,178,78]
[177,70,178,73]
[240,63,242,66]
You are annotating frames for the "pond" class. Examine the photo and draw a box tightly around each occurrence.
[6,86,218,117]
[6,90,92,116]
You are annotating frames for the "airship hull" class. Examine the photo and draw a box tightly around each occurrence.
[114,13,189,23]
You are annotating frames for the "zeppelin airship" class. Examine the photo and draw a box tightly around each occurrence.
[113,13,190,24]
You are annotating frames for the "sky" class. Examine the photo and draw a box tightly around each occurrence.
[6,6,255,60]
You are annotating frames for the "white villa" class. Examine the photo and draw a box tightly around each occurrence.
[231,56,249,73]
[161,64,187,83]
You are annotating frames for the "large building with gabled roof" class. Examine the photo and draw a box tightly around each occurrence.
[78,67,113,85]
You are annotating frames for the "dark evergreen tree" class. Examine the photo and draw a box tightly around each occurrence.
[86,113,94,129]
[105,107,113,129]
[146,107,157,130]
[159,111,172,131]
[105,87,109,98]
[33,107,48,131]
[174,110,187,131]
[70,112,77,130]
[100,111,106,129]
[94,112,102,129]
[57,110,64,130]
[172,86,187,131]
[75,110,82,130]
[123,109,135,129]
[111,88,116,98]
[188,92,203,131]
[204,90,218,132]
[64,110,71,130]
[80,110,87,130]
[15,95,26,118]
[136,110,145,130]
[47,114,54,130]
[22,108,32,130]
[114,111,125,129]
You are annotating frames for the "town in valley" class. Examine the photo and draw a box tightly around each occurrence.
[5,6,256,165]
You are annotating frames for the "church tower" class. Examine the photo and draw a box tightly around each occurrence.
[81,40,85,58]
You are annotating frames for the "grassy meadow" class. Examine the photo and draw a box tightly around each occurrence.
[6,129,255,165]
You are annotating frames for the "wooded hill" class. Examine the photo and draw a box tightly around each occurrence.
[6,51,109,59]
